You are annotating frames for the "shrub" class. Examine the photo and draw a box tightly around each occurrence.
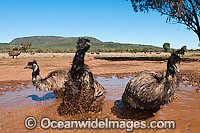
[36,48,44,53]
[13,47,18,51]
[163,43,170,52]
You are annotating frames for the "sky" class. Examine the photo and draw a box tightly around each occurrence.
[0,0,199,49]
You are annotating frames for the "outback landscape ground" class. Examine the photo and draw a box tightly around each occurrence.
[0,52,200,132]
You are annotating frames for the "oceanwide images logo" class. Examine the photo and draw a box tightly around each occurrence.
[24,116,176,131]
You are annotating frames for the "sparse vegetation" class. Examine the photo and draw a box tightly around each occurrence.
[12,47,18,51]
[0,36,163,53]
[19,40,32,52]
[0,36,198,53]
[176,46,187,56]
[163,43,170,52]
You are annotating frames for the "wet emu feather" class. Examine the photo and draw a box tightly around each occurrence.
[58,38,105,115]
[24,60,68,98]
[122,52,181,112]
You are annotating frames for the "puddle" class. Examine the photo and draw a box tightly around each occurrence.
[0,76,200,112]
[0,76,200,132]
[0,76,132,111]
[96,76,132,100]
[0,83,56,111]
[157,84,200,120]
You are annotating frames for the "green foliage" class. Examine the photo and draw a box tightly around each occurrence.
[36,48,44,53]
[19,40,32,52]
[12,47,18,51]
[163,43,170,52]
[181,46,187,51]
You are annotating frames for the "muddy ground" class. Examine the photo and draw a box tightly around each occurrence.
[0,55,200,132]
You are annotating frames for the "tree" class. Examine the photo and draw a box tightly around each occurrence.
[12,47,18,51]
[129,0,200,44]
[181,45,187,51]
[163,43,170,52]
[176,45,187,55]
[19,40,32,52]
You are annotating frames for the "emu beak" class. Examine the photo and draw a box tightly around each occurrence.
[173,63,180,73]
[24,66,32,69]
[86,42,92,46]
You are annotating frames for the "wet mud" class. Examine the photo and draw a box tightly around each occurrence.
[0,76,200,132]
[0,56,200,132]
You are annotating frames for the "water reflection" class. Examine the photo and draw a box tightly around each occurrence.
[96,76,132,100]
[111,99,154,120]
[97,76,155,120]
[0,76,200,122]
[97,76,200,121]
[0,83,56,110]
[26,92,56,101]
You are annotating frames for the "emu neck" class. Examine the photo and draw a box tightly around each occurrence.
[70,48,88,80]
[32,69,41,82]
[72,50,85,69]
[166,63,175,79]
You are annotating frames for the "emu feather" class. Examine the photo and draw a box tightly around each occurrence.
[122,52,180,112]
[58,38,105,115]
[24,60,68,97]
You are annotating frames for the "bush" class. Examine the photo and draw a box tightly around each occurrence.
[36,48,44,53]
[13,47,18,51]
[181,46,187,51]
[163,43,170,52]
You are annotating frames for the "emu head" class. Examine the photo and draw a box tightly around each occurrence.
[76,38,91,51]
[167,52,181,77]
[24,60,40,73]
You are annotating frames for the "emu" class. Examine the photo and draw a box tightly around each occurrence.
[122,52,181,112]
[58,38,105,115]
[24,60,68,98]
[8,50,21,59]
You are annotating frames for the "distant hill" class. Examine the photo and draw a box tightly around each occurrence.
[10,36,103,45]
[6,36,163,53]
[0,43,9,45]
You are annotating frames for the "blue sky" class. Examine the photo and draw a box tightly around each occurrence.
[0,0,199,49]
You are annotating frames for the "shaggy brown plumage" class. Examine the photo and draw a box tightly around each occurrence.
[122,52,181,112]
[24,60,68,98]
[58,38,105,115]
[8,50,21,59]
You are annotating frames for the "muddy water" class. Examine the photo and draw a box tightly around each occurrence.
[0,76,200,132]
[0,83,56,111]
[0,76,131,111]
[96,76,132,100]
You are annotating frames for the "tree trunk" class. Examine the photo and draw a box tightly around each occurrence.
[198,31,200,41]
[194,29,200,46]
[198,32,200,46]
